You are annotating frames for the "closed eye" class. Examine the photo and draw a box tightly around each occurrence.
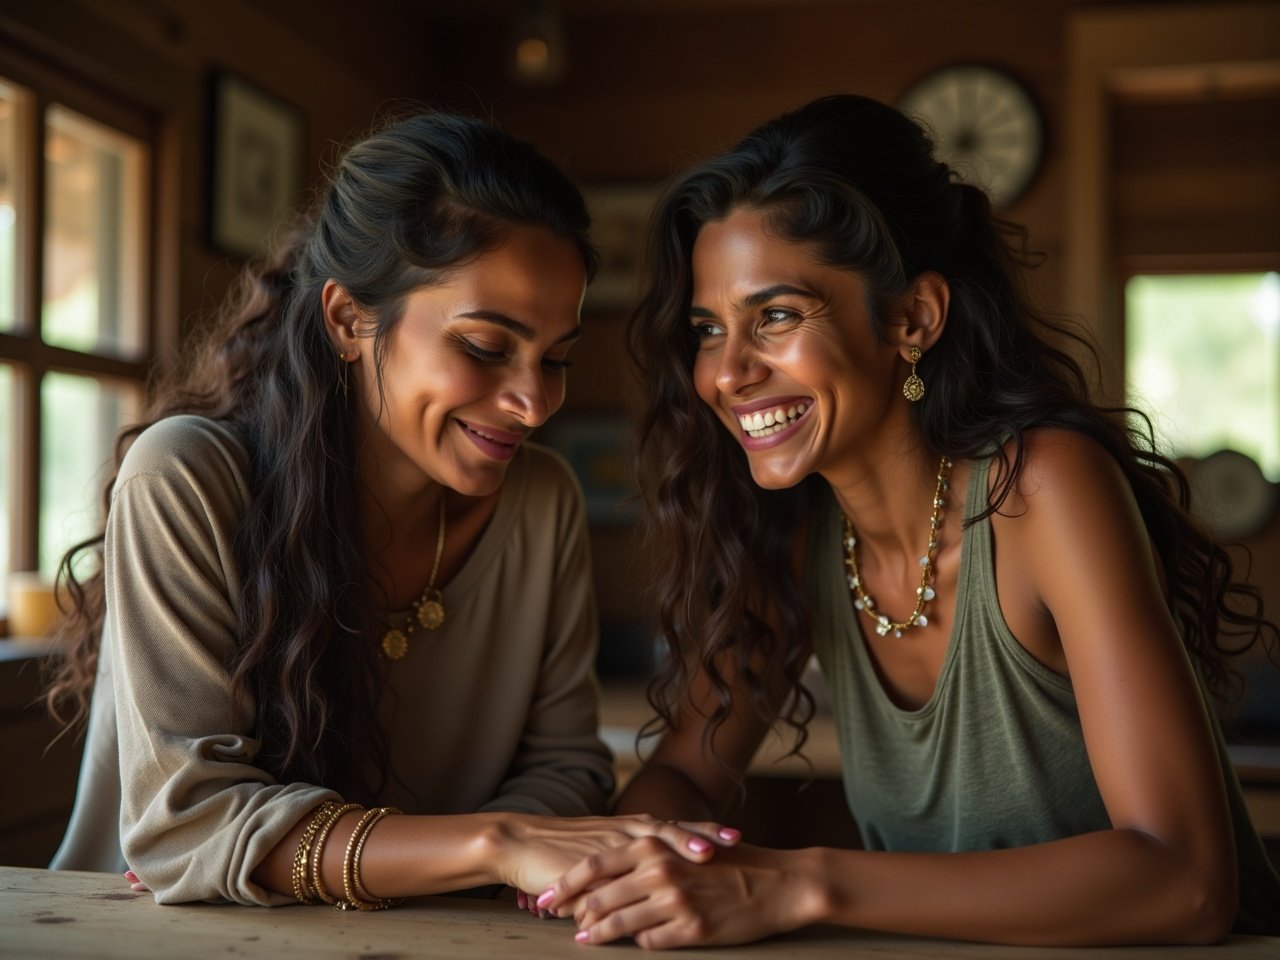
[462,340,507,362]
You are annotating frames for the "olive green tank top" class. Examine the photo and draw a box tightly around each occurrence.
[806,457,1280,934]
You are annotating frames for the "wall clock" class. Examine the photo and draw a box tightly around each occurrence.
[897,65,1044,210]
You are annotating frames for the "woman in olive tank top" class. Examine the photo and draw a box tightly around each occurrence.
[536,94,1280,947]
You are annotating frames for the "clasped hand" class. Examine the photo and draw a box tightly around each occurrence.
[500,812,739,912]
[534,837,821,949]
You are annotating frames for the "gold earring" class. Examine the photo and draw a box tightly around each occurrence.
[336,349,352,400]
[902,345,925,402]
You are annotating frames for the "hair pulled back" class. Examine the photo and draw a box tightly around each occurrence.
[48,112,597,798]
[630,94,1275,762]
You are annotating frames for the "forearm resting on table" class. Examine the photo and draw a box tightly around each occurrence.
[809,827,1234,946]
[250,811,508,900]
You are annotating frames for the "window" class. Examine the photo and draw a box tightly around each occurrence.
[0,80,17,333]
[1125,272,1280,481]
[0,71,153,624]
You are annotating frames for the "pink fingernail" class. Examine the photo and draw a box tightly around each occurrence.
[688,838,710,853]
[536,888,555,908]
[719,827,741,842]
[575,931,591,943]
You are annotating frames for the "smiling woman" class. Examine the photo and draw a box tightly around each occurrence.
[536,94,1280,949]
[39,111,737,911]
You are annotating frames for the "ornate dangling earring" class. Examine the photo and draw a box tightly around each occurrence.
[902,345,925,402]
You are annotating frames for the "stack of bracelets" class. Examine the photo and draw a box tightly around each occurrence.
[290,801,404,910]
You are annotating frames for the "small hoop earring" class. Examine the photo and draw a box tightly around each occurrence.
[902,345,925,402]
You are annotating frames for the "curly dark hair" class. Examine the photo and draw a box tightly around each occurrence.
[46,111,597,800]
[629,93,1276,765]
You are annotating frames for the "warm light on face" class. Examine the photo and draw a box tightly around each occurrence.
[353,224,586,499]
[689,208,904,491]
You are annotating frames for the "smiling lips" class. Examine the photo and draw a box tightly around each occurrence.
[736,401,810,440]
[456,418,525,462]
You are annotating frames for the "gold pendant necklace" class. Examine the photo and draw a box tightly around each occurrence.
[842,456,951,638]
[381,496,446,660]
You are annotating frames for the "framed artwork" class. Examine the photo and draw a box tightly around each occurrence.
[582,184,662,312]
[208,72,305,257]
[539,413,640,526]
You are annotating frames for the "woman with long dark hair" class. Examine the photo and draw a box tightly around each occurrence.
[539,94,1280,947]
[46,112,730,908]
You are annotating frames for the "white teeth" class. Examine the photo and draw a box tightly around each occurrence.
[739,402,810,438]
[469,424,508,444]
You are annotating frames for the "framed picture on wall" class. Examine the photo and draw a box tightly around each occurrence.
[207,72,305,257]
[582,184,662,313]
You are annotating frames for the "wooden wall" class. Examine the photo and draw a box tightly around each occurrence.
[435,0,1072,278]
[0,0,455,354]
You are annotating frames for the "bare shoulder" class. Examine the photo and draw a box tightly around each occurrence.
[991,427,1165,603]
[985,430,1171,668]
[996,428,1130,520]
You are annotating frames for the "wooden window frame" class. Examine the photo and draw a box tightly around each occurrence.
[0,52,159,633]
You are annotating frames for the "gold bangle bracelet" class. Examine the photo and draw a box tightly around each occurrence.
[338,808,382,910]
[342,806,403,911]
[291,801,340,904]
[308,802,362,906]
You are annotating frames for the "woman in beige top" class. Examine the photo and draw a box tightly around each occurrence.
[46,112,733,908]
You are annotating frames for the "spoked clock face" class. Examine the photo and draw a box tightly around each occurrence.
[898,65,1044,210]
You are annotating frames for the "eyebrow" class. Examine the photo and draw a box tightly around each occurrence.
[689,283,818,318]
[456,310,581,344]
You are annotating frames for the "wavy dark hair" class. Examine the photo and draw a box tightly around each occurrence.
[46,111,597,799]
[629,93,1277,763]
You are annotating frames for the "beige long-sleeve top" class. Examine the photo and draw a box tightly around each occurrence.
[50,415,614,905]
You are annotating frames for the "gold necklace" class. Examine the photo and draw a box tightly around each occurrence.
[842,456,951,638]
[381,496,446,660]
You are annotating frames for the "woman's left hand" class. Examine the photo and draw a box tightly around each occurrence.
[543,840,826,949]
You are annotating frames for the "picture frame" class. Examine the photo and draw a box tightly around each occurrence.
[207,72,305,257]
[582,184,663,312]
[539,413,640,526]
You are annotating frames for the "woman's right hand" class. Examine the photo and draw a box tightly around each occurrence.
[490,813,740,902]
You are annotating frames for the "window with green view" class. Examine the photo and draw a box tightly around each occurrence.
[1125,272,1280,481]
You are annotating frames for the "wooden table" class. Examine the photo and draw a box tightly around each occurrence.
[2,867,1277,959]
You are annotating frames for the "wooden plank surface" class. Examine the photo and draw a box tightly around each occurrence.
[1,867,1277,959]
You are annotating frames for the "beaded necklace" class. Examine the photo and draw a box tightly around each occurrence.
[842,456,951,637]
